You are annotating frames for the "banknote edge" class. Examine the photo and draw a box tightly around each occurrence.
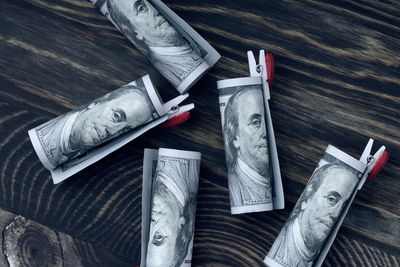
[141,148,160,267]
[158,148,201,160]
[176,61,209,94]
[28,128,56,170]
[217,76,261,89]
[182,235,195,266]
[231,203,274,215]
[142,75,166,117]
[326,145,366,173]
[264,256,287,267]
[265,101,284,210]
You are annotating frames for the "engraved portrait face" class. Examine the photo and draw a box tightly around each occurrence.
[298,167,358,249]
[69,90,151,150]
[147,191,184,267]
[111,0,183,47]
[233,90,269,175]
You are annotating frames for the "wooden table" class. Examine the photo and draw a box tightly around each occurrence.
[0,0,399,266]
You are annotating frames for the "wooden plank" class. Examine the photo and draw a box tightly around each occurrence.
[0,208,132,266]
[0,0,399,265]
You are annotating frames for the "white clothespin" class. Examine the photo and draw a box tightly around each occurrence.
[161,93,194,127]
[163,93,189,114]
[166,103,194,120]
[248,50,270,99]
[357,138,388,189]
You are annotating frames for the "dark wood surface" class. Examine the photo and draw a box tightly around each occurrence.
[0,208,131,267]
[0,0,399,266]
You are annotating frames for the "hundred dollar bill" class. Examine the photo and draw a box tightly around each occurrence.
[90,0,220,94]
[265,145,368,267]
[29,75,168,184]
[142,148,201,267]
[218,76,277,214]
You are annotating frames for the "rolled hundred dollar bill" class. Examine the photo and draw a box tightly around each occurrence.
[142,148,201,267]
[90,0,220,94]
[29,75,168,183]
[218,76,283,214]
[265,145,368,267]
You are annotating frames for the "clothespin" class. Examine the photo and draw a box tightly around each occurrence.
[247,50,275,100]
[160,93,194,128]
[358,138,389,189]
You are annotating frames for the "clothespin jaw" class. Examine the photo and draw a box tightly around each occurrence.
[247,50,275,100]
[160,93,194,128]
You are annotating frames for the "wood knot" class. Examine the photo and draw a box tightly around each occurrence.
[3,216,63,267]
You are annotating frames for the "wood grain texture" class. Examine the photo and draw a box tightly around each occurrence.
[0,0,399,266]
[0,208,131,267]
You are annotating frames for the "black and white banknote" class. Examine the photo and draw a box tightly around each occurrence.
[264,145,367,267]
[142,148,201,267]
[90,0,220,94]
[218,76,276,214]
[29,75,168,183]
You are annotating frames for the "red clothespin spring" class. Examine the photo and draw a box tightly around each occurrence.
[158,93,194,128]
[265,53,274,88]
[367,151,389,181]
[160,111,191,128]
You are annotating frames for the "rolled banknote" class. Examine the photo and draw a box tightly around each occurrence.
[142,148,201,267]
[218,76,275,214]
[28,75,168,183]
[265,145,367,267]
[90,0,220,94]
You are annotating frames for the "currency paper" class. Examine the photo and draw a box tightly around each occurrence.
[29,75,167,183]
[218,77,276,214]
[142,148,201,267]
[265,145,367,267]
[90,0,220,93]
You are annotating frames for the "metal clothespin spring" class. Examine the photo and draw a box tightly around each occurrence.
[367,155,375,166]
[168,105,179,115]
[256,64,263,75]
